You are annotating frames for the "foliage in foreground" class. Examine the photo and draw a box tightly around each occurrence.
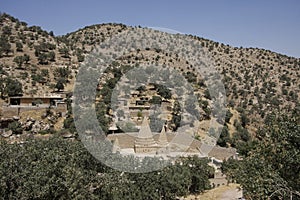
[222,114,300,200]
[0,137,213,199]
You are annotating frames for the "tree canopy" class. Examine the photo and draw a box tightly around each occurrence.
[222,114,300,199]
[0,77,23,97]
[0,137,213,199]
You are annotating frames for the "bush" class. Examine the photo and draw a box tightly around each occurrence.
[8,121,23,134]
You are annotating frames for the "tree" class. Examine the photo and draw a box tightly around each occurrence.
[225,109,233,124]
[149,96,162,105]
[217,126,230,147]
[0,135,215,199]
[23,54,30,64]
[47,51,55,62]
[240,112,249,127]
[156,84,172,99]
[137,110,143,119]
[49,31,54,37]
[55,78,65,91]
[2,26,12,35]
[38,53,48,64]
[0,78,4,98]
[13,56,25,68]
[41,69,49,77]
[77,53,84,62]
[59,47,69,58]
[8,121,23,134]
[222,114,300,199]
[54,67,71,79]
[16,41,23,52]
[3,77,23,97]
[204,89,211,100]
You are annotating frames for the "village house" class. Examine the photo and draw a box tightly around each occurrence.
[8,94,65,107]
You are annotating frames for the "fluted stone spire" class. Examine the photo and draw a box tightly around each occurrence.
[137,117,154,139]
[109,121,118,134]
[158,126,168,146]
[112,137,120,153]
[134,117,157,153]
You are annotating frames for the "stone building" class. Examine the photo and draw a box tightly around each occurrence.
[9,95,65,107]
[107,117,237,160]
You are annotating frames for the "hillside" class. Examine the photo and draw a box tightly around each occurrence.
[0,12,299,145]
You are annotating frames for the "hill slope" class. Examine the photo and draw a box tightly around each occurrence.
[0,13,299,145]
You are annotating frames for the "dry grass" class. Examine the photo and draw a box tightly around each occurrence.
[19,109,45,123]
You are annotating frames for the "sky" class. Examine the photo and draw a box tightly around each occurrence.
[1,0,300,58]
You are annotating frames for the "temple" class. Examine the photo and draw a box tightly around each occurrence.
[107,117,237,160]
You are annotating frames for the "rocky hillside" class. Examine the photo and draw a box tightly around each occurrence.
[0,13,299,146]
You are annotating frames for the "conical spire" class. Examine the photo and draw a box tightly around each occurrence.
[109,121,118,134]
[137,117,154,139]
[158,126,168,146]
[135,117,157,152]
[112,137,120,153]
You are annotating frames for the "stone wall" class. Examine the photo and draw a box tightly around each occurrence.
[2,105,67,118]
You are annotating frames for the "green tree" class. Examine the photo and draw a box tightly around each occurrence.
[54,67,71,79]
[225,109,233,124]
[149,96,162,105]
[55,78,65,91]
[8,121,23,134]
[13,55,25,68]
[49,31,54,37]
[222,114,300,199]
[38,53,48,64]
[2,26,12,35]
[154,84,172,99]
[48,51,55,62]
[16,41,23,52]
[217,126,230,147]
[3,77,23,97]
[77,53,84,62]
[23,54,30,64]
[0,136,215,199]
[59,47,70,58]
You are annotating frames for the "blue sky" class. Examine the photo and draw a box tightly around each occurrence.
[1,0,300,58]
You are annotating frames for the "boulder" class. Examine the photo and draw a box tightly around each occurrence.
[2,130,12,138]
[12,116,20,120]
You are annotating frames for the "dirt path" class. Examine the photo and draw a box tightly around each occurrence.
[219,186,243,200]
[184,184,242,200]
[227,108,239,137]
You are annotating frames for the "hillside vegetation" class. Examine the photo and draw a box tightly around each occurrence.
[0,13,299,199]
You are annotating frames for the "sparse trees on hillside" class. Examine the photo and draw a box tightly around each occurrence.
[0,36,11,56]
